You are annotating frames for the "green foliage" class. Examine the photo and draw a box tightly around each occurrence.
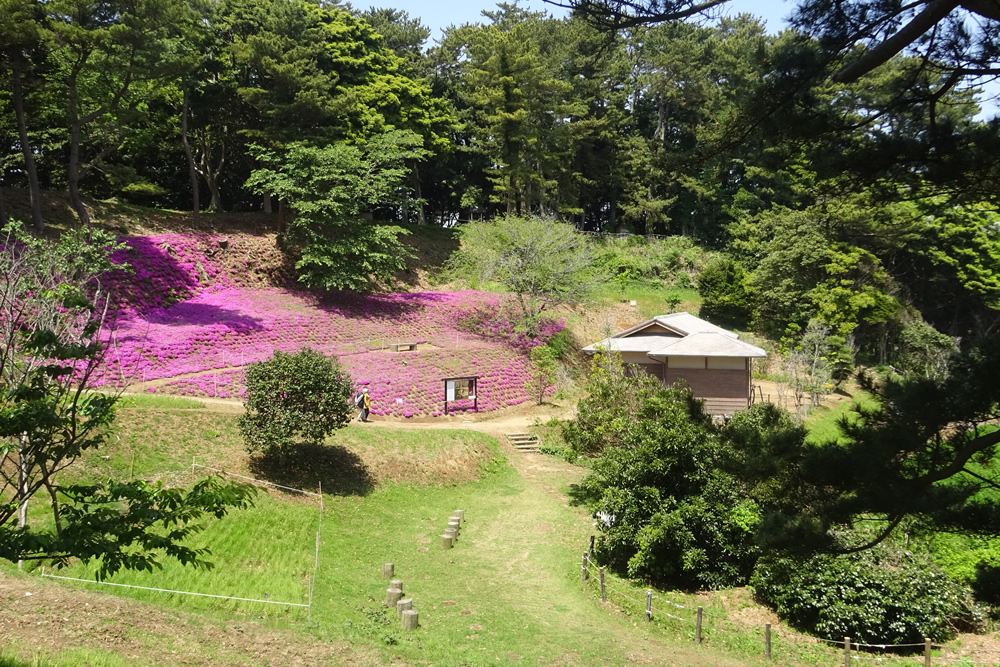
[526,345,558,405]
[565,351,759,588]
[896,320,957,379]
[751,540,972,644]
[247,132,427,291]
[697,256,751,328]
[448,215,596,323]
[561,349,661,457]
[0,223,254,576]
[238,348,354,456]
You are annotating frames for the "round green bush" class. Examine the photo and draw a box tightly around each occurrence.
[751,540,972,644]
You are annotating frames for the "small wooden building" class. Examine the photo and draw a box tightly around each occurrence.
[582,312,766,416]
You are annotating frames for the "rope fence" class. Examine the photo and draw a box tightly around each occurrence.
[577,541,994,665]
[39,461,325,623]
[39,569,310,607]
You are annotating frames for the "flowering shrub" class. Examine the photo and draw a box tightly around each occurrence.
[451,295,566,350]
[94,234,560,417]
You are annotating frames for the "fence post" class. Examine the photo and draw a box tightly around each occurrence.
[589,535,595,558]
[646,590,652,623]
[924,638,931,667]
[765,623,771,661]
[696,606,703,644]
[581,553,589,581]
[844,637,851,667]
[599,567,606,603]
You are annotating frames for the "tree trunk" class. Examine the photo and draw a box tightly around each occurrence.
[11,55,43,231]
[414,171,425,224]
[17,435,29,570]
[180,87,201,226]
[206,175,222,211]
[0,184,6,227]
[68,119,90,225]
[263,194,272,214]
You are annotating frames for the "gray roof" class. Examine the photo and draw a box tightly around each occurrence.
[583,312,766,359]
[652,312,738,338]
[581,334,680,353]
[646,332,767,358]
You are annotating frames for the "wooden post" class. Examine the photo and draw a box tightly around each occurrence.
[844,637,851,667]
[390,579,403,593]
[599,567,606,603]
[765,623,771,661]
[582,553,589,581]
[453,509,465,523]
[386,587,403,607]
[440,534,453,549]
[589,535,595,558]
[402,609,419,630]
[447,520,460,539]
[696,606,703,643]
[924,638,931,667]
[382,563,394,579]
[645,590,652,623]
[445,527,458,543]
[396,598,412,617]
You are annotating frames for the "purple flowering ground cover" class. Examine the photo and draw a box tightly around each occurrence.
[94,234,560,417]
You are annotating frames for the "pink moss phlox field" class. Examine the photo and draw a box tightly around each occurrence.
[95,234,564,416]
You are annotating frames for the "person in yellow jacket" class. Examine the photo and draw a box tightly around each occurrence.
[355,387,371,422]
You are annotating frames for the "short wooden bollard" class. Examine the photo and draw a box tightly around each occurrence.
[382,563,394,579]
[581,553,589,581]
[844,637,851,667]
[386,587,403,607]
[390,579,404,593]
[445,527,458,543]
[453,509,465,522]
[448,518,461,532]
[765,623,771,661]
[396,598,412,617]
[696,606,703,644]
[440,534,453,549]
[402,609,419,630]
[924,638,931,667]
[599,567,606,603]
[645,590,652,623]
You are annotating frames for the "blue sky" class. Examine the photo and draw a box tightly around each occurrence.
[374,0,797,40]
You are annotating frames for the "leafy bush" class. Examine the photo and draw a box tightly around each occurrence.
[239,348,354,457]
[697,256,751,328]
[565,352,759,589]
[751,540,975,643]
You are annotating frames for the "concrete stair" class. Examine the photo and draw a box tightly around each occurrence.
[506,432,541,453]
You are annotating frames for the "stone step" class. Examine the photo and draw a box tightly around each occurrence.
[506,432,541,453]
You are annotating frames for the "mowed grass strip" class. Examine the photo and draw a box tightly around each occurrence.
[52,491,320,618]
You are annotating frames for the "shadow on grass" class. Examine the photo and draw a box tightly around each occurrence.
[249,442,375,497]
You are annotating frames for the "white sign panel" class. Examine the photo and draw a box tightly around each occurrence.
[446,380,455,402]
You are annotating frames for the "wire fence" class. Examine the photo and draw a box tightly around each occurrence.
[577,544,996,665]
[38,462,325,622]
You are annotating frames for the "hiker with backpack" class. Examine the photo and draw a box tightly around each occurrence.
[354,387,371,422]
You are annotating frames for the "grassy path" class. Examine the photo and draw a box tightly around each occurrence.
[315,463,748,666]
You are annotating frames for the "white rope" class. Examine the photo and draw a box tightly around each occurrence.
[40,572,310,607]
[192,464,321,497]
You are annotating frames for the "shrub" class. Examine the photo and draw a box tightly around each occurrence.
[238,348,354,457]
[566,352,759,589]
[697,256,751,328]
[751,540,974,644]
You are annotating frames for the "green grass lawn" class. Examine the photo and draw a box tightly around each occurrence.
[2,401,937,666]
[804,389,877,445]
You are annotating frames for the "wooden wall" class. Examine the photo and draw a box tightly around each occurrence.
[665,367,749,416]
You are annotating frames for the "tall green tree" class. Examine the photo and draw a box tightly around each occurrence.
[246,131,428,290]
